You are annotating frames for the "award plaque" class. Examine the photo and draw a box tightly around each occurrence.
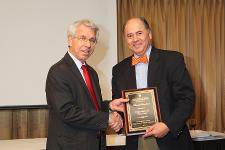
[122,87,161,136]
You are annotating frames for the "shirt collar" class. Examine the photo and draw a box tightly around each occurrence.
[68,51,85,69]
[134,45,152,61]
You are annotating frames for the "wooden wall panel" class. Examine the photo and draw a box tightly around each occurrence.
[0,108,48,140]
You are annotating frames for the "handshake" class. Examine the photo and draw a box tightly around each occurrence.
[108,98,128,132]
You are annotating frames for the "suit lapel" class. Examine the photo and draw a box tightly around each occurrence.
[148,47,160,87]
[64,53,91,98]
[125,57,137,89]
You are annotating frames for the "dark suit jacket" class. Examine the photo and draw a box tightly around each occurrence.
[46,53,109,150]
[112,47,195,150]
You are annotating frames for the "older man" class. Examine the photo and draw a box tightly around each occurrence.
[46,19,124,150]
[112,17,195,150]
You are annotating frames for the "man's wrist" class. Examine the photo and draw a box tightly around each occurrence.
[108,112,113,124]
[109,102,117,112]
[109,102,113,111]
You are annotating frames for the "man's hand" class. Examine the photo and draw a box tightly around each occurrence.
[143,122,170,138]
[109,98,128,112]
[108,111,123,132]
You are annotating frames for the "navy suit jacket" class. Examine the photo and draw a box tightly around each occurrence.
[46,53,109,150]
[112,47,195,150]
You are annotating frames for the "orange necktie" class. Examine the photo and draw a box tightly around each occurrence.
[81,65,100,111]
[132,54,148,65]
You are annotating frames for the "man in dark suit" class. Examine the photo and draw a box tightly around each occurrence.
[45,19,125,150]
[111,17,195,150]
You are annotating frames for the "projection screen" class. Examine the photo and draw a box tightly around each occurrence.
[0,0,117,107]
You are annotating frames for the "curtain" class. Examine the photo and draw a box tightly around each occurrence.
[117,0,224,132]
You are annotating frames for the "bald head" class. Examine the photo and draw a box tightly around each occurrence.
[123,17,151,33]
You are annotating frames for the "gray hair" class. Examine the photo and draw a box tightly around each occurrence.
[67,19,99,40]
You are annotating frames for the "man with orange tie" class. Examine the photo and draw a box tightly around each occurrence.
[45,19,125,150]
[111,17,195,150]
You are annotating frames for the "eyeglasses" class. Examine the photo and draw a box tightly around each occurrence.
[73,35,97,46]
